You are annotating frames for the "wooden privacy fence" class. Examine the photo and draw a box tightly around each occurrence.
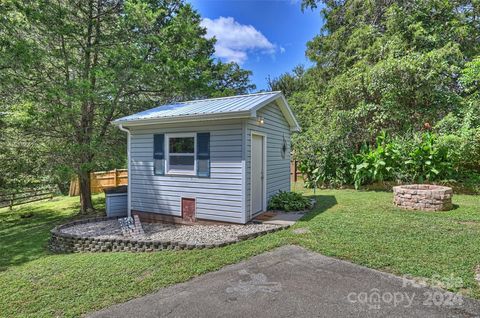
[0,187,55,210]
[69,169,128,196]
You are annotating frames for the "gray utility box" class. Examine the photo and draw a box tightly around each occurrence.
[104,186,128,217]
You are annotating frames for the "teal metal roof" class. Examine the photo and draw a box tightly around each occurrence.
[114,92,280,123]
[113,91,300,131]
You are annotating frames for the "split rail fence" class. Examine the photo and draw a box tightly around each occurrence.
[0,188,55,210]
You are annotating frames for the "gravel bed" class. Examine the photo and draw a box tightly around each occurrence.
[59,220,281,244]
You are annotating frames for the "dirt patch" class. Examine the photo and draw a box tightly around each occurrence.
[292,228,310,235]
[456,220,480,226]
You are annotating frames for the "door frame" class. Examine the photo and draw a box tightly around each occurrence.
[250,131,267,219]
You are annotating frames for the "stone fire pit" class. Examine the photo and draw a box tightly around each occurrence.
[393,184,453,211]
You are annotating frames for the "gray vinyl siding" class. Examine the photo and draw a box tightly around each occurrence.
[245,101,291,220]
[129,119,245,224]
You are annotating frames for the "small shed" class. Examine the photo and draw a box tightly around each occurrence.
[113,92,300,224]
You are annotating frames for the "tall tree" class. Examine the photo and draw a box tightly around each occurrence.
[301,0,479,141]
[267,65,307,99]
[211,61,256,97]
[0,0,254,212]
[285,0,480,185]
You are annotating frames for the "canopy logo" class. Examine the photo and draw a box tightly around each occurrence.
[347,274,464,310]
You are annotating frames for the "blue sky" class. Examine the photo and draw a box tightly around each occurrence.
[190,0,324,90]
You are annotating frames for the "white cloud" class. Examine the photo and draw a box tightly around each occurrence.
[201,17,277,64]
[280,46,286,54]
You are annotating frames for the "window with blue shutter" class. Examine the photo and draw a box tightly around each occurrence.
[153,134,165,175]
[197,132,210,177]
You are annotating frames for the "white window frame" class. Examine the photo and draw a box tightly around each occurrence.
[165,132,197,175]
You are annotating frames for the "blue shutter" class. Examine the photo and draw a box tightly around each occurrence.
[197,132,210,177]
[153,134,165,175]
[153,134,164,159]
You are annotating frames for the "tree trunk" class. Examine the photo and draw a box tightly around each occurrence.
[78,171,94,214]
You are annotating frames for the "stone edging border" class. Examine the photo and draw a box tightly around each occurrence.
[49,217,289,253]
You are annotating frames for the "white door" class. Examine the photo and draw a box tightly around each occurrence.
[252,134,265,214]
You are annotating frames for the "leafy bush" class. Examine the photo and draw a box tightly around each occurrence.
[296,127,479,192]
[402,132,454,183]
[350,132,401,189]
[268,191,312,212]
[350,132,455,188]
[294,125,354,188]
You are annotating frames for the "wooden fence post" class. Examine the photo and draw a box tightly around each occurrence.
[294,161,298,182]
[113,168,118,187]
[90,172,95,194]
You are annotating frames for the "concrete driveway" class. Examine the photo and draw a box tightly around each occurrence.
[90,246,480,318]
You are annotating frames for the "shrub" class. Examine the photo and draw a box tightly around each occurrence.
[295,126,479,193]
[268,191,312,212]
[349,132,458,188]
[294,126,354,188]
[350,132,401,189]
[402,132,455,183]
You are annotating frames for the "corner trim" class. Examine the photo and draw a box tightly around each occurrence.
[118,125,131,218]
[241,120,247,224]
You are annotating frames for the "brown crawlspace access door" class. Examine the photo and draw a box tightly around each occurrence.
[182,198,196,222]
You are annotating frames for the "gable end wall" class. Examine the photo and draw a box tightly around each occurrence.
[245,101,291,220]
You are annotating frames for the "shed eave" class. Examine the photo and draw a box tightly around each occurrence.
[112,110,252,127]
[250,92,301,131]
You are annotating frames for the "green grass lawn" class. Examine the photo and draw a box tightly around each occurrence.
[0,189,479,317]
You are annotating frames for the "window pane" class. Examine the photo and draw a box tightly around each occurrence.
[169,155,194,171]
[169,137,194,153]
